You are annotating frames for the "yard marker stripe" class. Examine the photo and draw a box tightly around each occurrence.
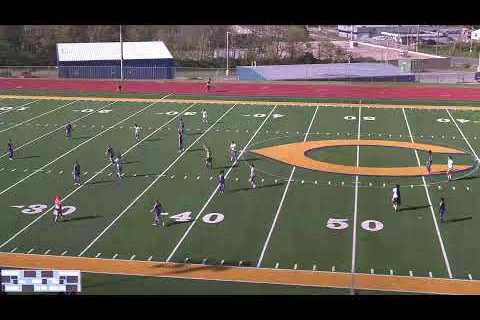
[0,94,177,249]
[256,106,318,268]
[113,254,118,259]
[78,103,237,257]
[0,95,175,199]
[0,99,39,116]
[446,109,480,160]
[0,100,75,134]
[402,108,453,279]
[61,251,68,256]
[0,101,117,159]
[351,107,361,295]
[148,256,153,261]
[166,105,278,263]
[10,247,17,253]
[27,248,34,254]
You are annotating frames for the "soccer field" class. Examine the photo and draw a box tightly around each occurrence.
[1,94,480,294]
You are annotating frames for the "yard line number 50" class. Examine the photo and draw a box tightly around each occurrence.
[327,218,384,232]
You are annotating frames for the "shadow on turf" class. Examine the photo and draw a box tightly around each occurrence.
[71,136,92,140]
[144,137,164,143]
[187,148,203,153]
[15,155,40,159]
[186,132,203,136]
[152,259,253,274]
[443,216,473,224]
[399,204,430,212]
[65,215,102,222]
[123,160,140,165]
[228,182,285,193]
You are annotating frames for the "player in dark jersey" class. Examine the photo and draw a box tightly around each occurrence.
[7,140,14,160]
[426,150,433,175]
[150,200,165,227]
[65,122,73,138]
[106,145,115,164]
[178,129,185,153]
[72,161,81,186]
[439,197,446,223]
[218,170,225,194]
[206,77,212,92]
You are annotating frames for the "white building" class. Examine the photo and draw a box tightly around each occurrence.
[471,29,480,41]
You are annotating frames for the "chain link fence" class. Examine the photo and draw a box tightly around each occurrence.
[0,66,478,84]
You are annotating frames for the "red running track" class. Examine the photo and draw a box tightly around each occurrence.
[1,78,479,101]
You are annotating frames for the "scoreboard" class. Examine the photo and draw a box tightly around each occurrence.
[1,269,82,293]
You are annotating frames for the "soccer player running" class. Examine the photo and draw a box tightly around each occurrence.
[203,144,213,169]
[248,162,257,189]
[218,170,225,194]
[114,153,123,179]
[65,122,73,139]
[133,123,141,141]
[426,150,433,175]
[150,200,165,227]
[7,140,14,160]
[229,141,238,165]
[206,77,212,92]
[178,128,185,153]
[72,161,81,186]
[106,145,115,164]
[201,108,208,125]
[53,194,63,223]
[439,197,446,223]
[178,118,185,135]
[447,156,454,181]
[392,184,401,212]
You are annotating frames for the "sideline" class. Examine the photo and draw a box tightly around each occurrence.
[1,94,480,111]
[0,252,479,294]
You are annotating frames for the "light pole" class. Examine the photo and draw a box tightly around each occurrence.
[226,31,230,77]
[120,25,124,81]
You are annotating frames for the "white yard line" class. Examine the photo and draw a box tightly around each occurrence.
[445,109,479,161]
[0,95,177,249]
[0,100,76,134]
[78,103,238,257]
[0,101,116,160]
[402,108,453,279]
[166,105,278,263]
[351,107,362,294]
[0,99,167,199]
[0,100,39,116]
[256,106,319,268]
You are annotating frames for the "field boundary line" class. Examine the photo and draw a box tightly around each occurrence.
[401,107,453,278]
[78,103,238,257]
[0,101,116,160]
[0,99,39,116]
[0,96,183,250]
[446,109,480,161]
[2,94,480,111]
[166,105,278,263]
[0,100,76,134]
[1,252,478,295]
[351,106,361,294]
[256,106,319,268]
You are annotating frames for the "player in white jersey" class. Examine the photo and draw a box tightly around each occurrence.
[133,123,141,141]
[392,184,401,212]
[248,162,257,189]
[447,156,454,181]
[201,108,208,124]
[229,141,237,164]
[115,153,123,179]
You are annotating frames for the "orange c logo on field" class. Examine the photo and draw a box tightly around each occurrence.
[251,139,472,177]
